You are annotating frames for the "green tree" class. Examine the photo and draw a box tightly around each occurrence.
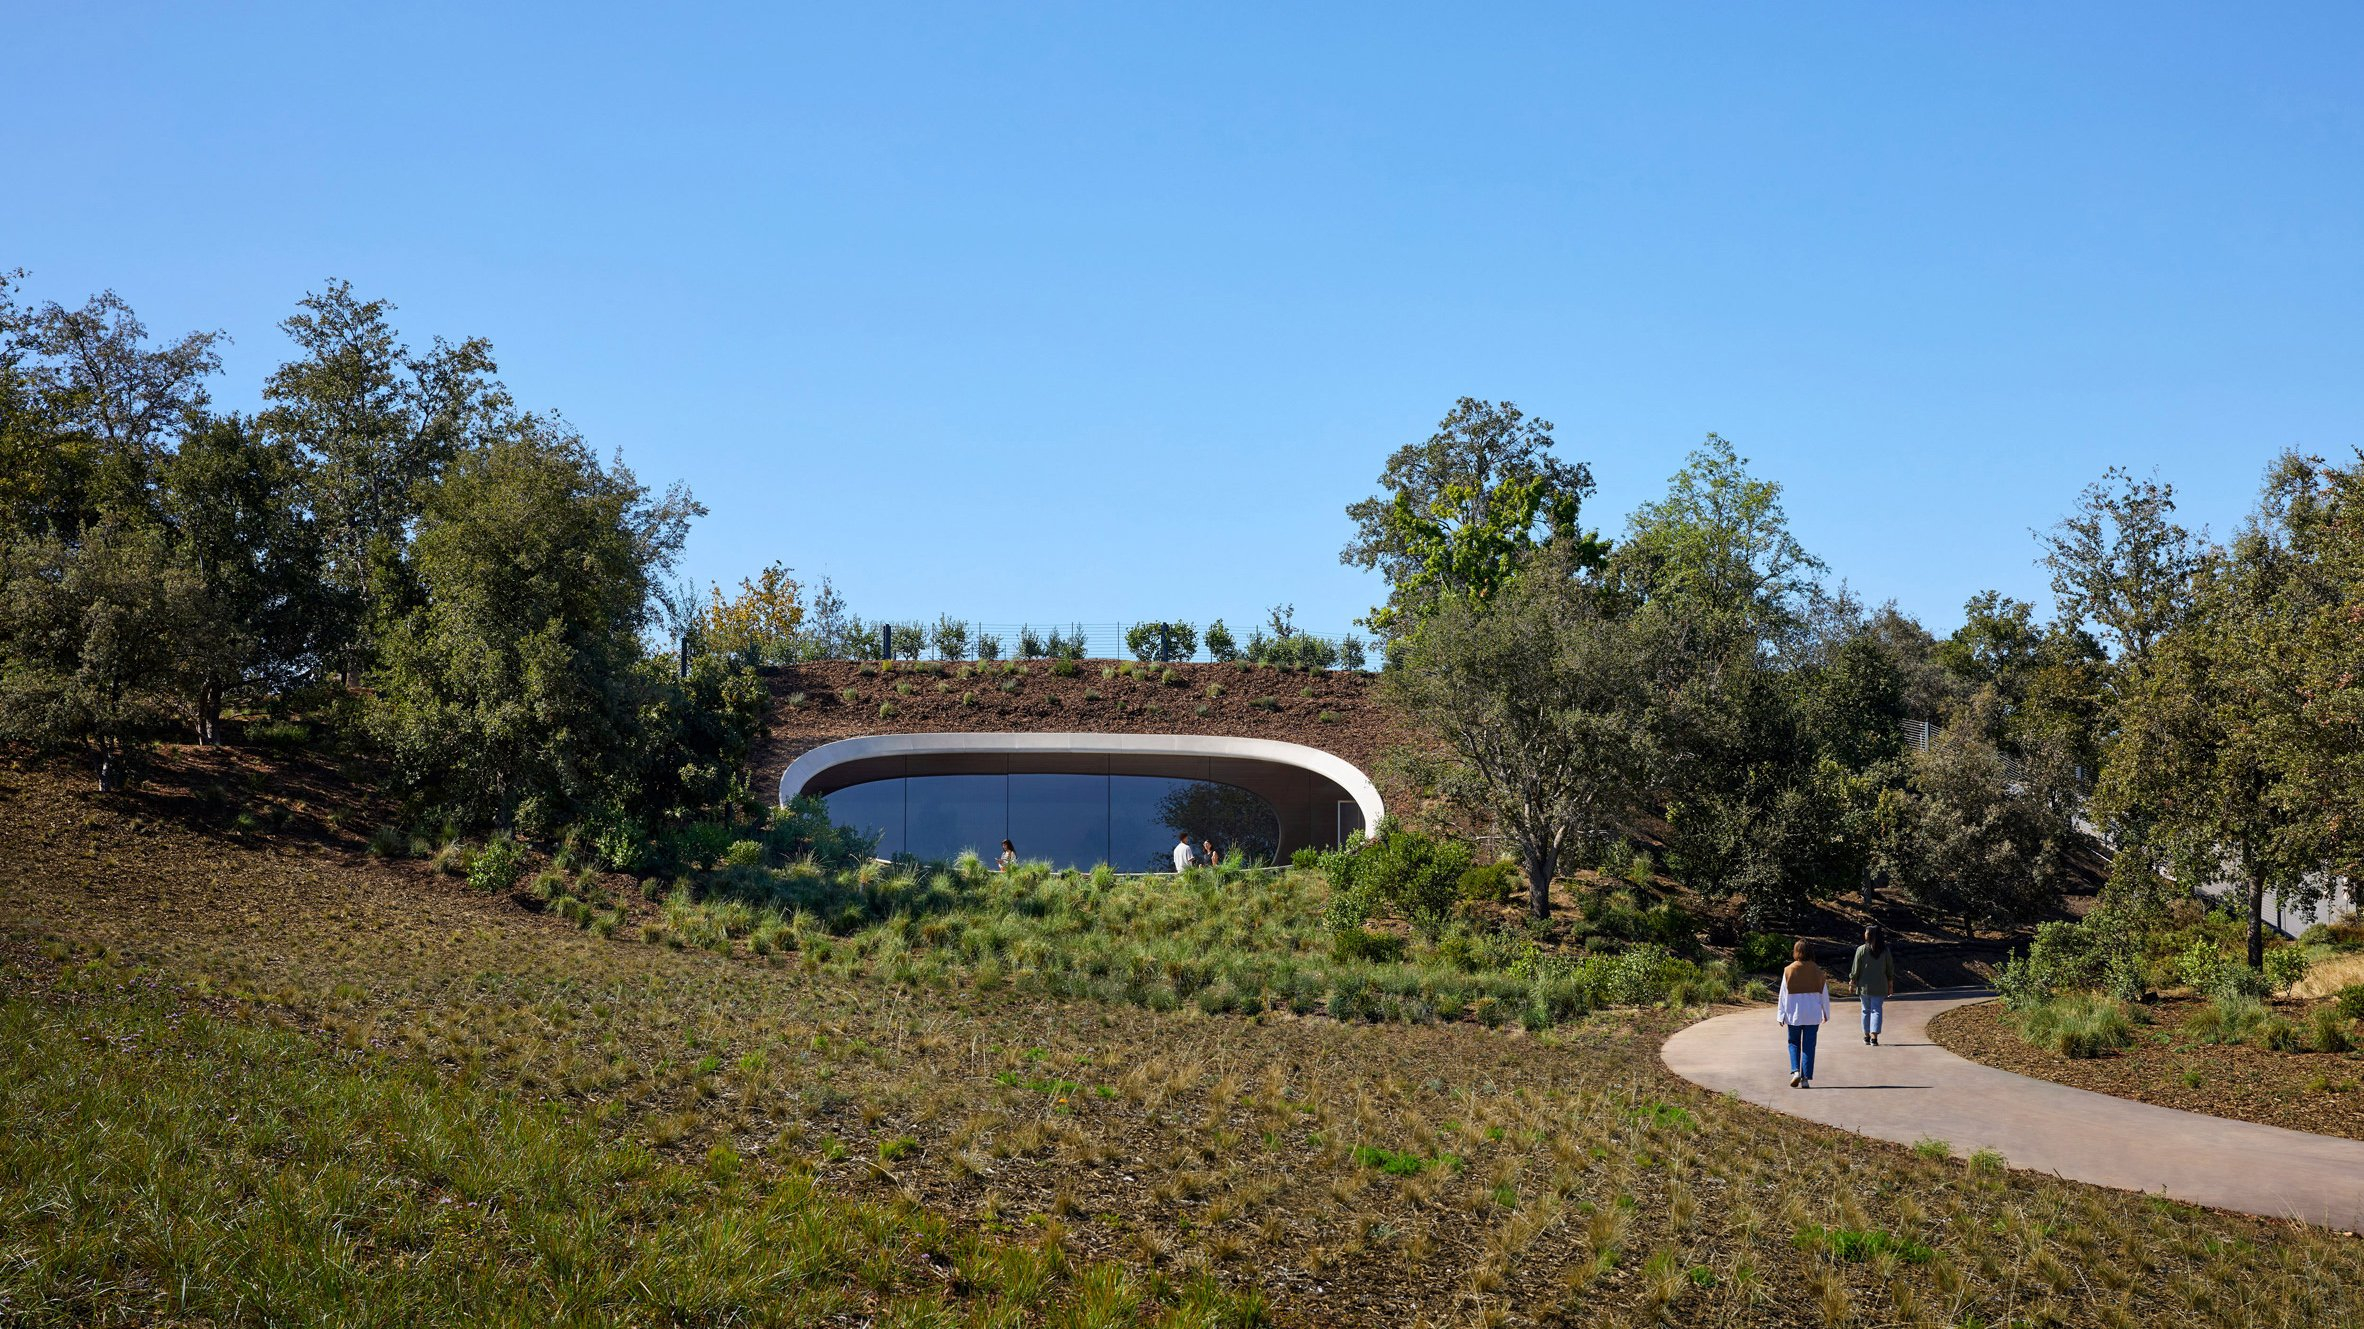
[1610,441,1848,925]
[2097,487,2333,969]
[2266,451,2364,885]
[1932,591,2044,696]
[0,274,223,537]
[1386,548,1650,918]
[1616,435,1825,639]
[1344,398,1600,637]
[1878,703,2083,938]
[262,282,509,675]
[16,286,223,520]
[369,420,699,832]
[0,516,200,789]
[158,413,330,743]
[2038,466,2200,671]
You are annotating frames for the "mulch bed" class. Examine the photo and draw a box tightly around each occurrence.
[1931,996,2364,1141]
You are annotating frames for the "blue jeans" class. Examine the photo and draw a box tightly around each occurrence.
[1861,994,1886,1036]
[1786,1023,1818,1079]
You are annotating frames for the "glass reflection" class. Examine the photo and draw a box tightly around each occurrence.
[820,778,903,858]
[819,772,1279,871]
[903,775,1005,863]
[1007,773,1109,870]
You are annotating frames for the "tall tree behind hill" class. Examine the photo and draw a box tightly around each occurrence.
[1933,591,2110,776]
[369,417,702,833]
[0,272,224,535]
[1342,398,1600,639]
[1875,698,2083,939]
[1613,439,1849,925]
[261,282,509,676]
[1615,434,1826,648]
[2038,466,2201,675]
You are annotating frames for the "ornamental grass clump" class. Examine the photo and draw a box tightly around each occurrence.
[2012,992,2136,1059]
[2185,993,2270,1046]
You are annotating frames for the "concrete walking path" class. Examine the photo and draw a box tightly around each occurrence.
[1661,991,2364,1230]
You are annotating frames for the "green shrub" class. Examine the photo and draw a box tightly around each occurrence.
[1331,928,1407,964]
[721,839,764,870]
[2338,985,2364,1022]
[1734,933,1792,974]
[1050,657,1080,677]
[1203,619,1238,662]
[1249,695,1279,711]
[2258,1017,2303,1053]
[366,825,409,859]
[468,834,525,895]
[595,813,652,874]
[1349,822,1474,922]
[670,821,735,871]
[2265,946,2312,995]
[1456,862,1518,908]
[1291,846,1319,870]
[2300,921,2364,952]
[2178,940,2269,1000]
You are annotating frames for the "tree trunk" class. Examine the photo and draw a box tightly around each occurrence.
[96,747,119,793]
[1526,847,1556,920]
[2247,872,2267,970]
[197,679,221,746]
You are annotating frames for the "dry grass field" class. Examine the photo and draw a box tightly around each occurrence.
[6,755,2364,1326]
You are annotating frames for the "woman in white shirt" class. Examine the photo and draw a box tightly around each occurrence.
[1777,940,1832,1088]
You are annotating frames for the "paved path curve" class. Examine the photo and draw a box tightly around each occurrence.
[1661,991,2364,1230]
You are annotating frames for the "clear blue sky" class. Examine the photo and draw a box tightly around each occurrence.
[8,3,2360,639]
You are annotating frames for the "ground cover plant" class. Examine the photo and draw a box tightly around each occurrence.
[617,808,1753,1031]
[9,759,2364,1327]
[0,949,1258,1328]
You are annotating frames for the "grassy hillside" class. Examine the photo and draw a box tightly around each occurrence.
[3,755,2361,1327]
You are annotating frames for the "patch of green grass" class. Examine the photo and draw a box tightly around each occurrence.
[1625,1100,1697,1131]
[1793,1224,1935,1264]
[1351,1145,1460,1176]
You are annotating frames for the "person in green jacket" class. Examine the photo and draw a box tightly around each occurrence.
[1851,925,1897,1046]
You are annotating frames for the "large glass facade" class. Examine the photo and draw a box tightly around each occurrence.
[821,773,1280,870]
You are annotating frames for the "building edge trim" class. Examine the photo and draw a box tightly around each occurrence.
[778,731,1385,832]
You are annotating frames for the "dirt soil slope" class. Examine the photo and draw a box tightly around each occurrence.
[757,659,1407,797]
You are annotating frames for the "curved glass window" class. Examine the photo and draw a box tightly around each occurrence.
[821,773,1280,871]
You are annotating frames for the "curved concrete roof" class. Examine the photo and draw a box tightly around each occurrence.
[779,731,1384,829]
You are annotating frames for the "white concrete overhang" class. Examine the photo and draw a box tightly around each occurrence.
[779,731,1384,830]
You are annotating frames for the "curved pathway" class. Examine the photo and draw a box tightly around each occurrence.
[1662,991,2364,1230]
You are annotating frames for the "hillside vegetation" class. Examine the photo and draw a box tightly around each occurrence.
[6,759,2363,1328]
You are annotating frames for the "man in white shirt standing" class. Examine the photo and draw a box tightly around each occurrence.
[1172,832,1196,873]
